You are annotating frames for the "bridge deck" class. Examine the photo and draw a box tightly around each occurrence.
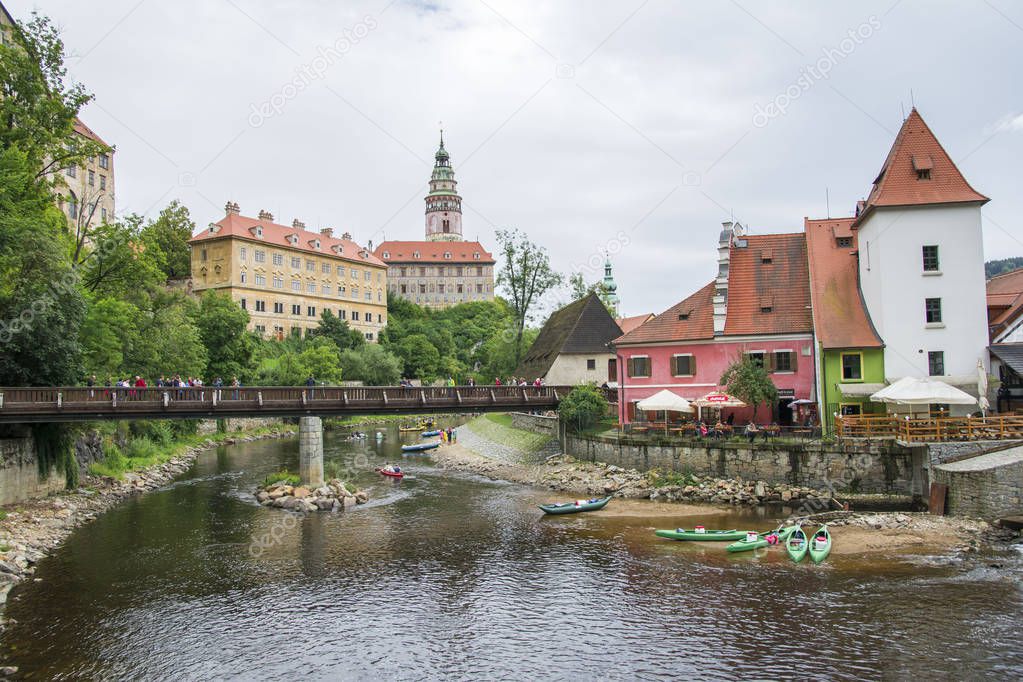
[0,386,577,423]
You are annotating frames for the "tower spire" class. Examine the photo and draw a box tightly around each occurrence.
[425,129,463,242]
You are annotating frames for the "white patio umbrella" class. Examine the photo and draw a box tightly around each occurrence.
[977,359,990,416]
[870,377,976,417]
[636,390,693,435]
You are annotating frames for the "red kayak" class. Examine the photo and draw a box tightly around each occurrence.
[375,468,404,479]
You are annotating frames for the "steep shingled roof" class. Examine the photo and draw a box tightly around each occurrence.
[723,232,812,336]
[856,109,987,226]
[516,293,623,379]
[373,240,495,264]
[614,281,715,345]
[616,313,655,335]
[804,217,883,349]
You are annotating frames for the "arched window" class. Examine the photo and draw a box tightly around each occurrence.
[442,219,450,232]
[67,191,78,220]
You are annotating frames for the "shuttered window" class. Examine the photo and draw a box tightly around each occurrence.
[627,357,650,378]
[772,351,795,372]
[671,354,696,376]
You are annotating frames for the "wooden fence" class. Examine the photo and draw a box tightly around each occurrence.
[835,413,1023,443]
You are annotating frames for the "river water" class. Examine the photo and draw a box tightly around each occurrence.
[2,424,1022,680]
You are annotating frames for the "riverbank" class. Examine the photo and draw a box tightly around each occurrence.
[0,424,296,618]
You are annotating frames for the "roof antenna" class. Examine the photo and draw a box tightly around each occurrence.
[910,89,915,110]
[825,187,830,219]
[900,101,905,120]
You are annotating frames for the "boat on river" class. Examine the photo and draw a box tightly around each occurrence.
[420,430,442,437]
[726,525,799,553]
[809,526,832,564]
[375,467,404,479]
[539,497,611,515]
[786,527,809,563]
[654,528,746,542]
[402,441,440,453]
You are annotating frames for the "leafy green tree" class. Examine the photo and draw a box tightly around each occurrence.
[495,227,563,367]
[395,333,441,380]
[558,384,610,433]
[196,291,253,381]
[140,200,194,280]
[79,217,166,303]
[79,297,137,378]
[308,309,364,351]
[295,337,343,384]
[720,353,778,420]
[128,292,207,379]
[340,344,402,386]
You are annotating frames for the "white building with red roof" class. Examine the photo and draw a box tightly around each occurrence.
[373,133,496,308]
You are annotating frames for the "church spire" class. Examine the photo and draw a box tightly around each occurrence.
[425,129,462,242]
[601,254,620,315]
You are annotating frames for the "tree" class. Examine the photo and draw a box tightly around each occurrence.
[295,337,343,384]
[128,292,207,379]
[720,353,778,420]
[79,217,166,303]
[141,200,194,280]
[308,309,364,351]
[395,333,441,380]
[558,384,609,433]
[196,291,253,381]
[79,297,137,379]
[568,272,616,314]
[340,344,402,386]
[495,228,563,367]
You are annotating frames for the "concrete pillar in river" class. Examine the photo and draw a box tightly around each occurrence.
[299,416,324,487]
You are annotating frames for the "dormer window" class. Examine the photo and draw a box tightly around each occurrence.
[473,252,480,260]
[678,312,690,321]
[286,234,299,245]
[250,225,263,238]
[916,169,931,180]
[383,251,390,259]
[759,295,774,314]
[309,239,320,250]
[912,154,933,181]
[444,252,451,260]
[836,236,852,248]
[413,251,420,259]
[760,249,773,264]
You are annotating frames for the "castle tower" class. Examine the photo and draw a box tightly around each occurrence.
[601,254,620,315]
[425,130,463,242]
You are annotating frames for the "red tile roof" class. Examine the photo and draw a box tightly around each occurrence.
[189,212,385,267]
[73,117,109,147]
[614,281,715,345]
[987,268,1023,338]
[616,313,655,335]
[856,109,987,226]
[723,232,812,336]
[373,240,495,264]
[804,217,883,349]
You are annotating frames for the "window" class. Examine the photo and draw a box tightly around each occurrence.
[365,291,372,300]
[365,332,374,340]
[399,267,407,277]
[773,351,794,372]
[841,353,862,381]
[747,351,765,368]
[839,403,862,416]
[678,313,690,321]
[307,282,316,293]
[307,306,317,317]
[836,236,852,248]
[272,253,283,266]
[916,169,931,180]
[200,248,207,262]
[364,271,371,281]
[922,245,940,272]
[291,257,301,268]
[378,314,384,323]
[476,283,483,293]
[255,300,266,312]
[88,170,95,186]
[351,287,359,299]
[476,266,483,276]
[291,304,301,315]
[273,302,284,314]
[339,309,347,320]
[456,284,463,294]
[608,359,618,382]
[240,298,247,310]
[291,327,302,338]
[671,355,696,376]
[322,285,331,295]
[240,247,247,261]
[337,266,346,277]
[586,359,597,371]
[365,309,373,321]
[255,274,266,286]
[255,250,266,263]
[456,267,464,277]
[400,284,407,294]
[306,260,315,271]
[383,252,390,259]
[925,298,942,324]
[273,276,283,289]
[99,153,109,169]
[254,324,266,333]
[322,263,331,274]
[101,208,107,222]
[627,356,650,378]
[338,285,346,296]
[291,280,300,291]
[240,272,247,284]
[66,165,76,178]
[99,175,106,190]
[928,351,945,376]
[352,311,360,321]
[438,284,445,294]
[420,284,427,294]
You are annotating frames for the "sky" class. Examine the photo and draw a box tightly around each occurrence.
[10,0,1023,317]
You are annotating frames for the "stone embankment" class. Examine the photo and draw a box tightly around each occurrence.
[255,479,368,512]
[0,427,294,617]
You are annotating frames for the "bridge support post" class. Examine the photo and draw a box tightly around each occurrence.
[299,416,324,487]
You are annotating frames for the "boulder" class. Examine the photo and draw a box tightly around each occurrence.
[355,491,369,504]
[342,496,357,509]
[292,487,310,499]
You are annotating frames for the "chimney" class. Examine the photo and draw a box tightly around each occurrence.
[342,231,352,241]
[367,239,373,252]
[319,227,333,238]
[258,209,274,222]
[225,201,240,215]
[293,219,306,230]
[713,221,734,336]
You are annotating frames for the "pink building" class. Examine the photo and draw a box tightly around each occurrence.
[613,224,815,425]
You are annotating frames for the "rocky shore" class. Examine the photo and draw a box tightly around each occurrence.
[0,427,295,619]
[255,479,368,512]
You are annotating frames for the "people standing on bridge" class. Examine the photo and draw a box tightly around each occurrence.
[306,375,316,400]
[231,376,240,400]
[87,375,96,399]
[213,377,223,402]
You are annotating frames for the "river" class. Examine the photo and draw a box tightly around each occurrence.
[2,423,1021,680]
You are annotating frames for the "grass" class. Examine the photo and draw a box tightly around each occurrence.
[88,424,297,480]
[263,470,300,487]
[467,414,553,453]
[485,413,513,428]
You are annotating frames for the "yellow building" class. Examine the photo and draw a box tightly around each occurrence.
[189,202,388,341]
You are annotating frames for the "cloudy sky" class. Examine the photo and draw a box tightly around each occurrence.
[11,0,1023,316]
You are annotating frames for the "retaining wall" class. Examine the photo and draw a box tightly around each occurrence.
[509,413,559,437]
[932,446,1023,519]
[0,435,66,506]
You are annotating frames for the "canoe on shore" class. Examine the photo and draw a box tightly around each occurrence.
[375,468,404,479]
[398,425,423,432]
[787,527,809,563]
[539,497,612,515]
[401,442,440,453]
[809,526,832,564]
[725,525,799,553]
[655,528,745,542]
[420,430,442,437]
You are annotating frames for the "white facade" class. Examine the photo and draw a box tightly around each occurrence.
[857,204,988,383]
[544,353,615,386]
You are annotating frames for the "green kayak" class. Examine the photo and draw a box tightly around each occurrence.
[654,528,745,542]
[809,525,832,564]
[539,496,611,515]
[725,525,799,553]
[786,527,808,563]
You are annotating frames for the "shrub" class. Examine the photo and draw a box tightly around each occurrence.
[344,482,357,493]
[558,385,609,433]
[263,470,300,487]
[324,460,346,481]
[124,437,160,461]
[130,420,172,446]
[170,419,200,438]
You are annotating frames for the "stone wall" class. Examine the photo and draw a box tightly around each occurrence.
[196,417,284,435]
[925,440,1023,465]
[0,435,66,506]
[565,434,922,495]
[932,446,1023,519]
[510,413,559,437]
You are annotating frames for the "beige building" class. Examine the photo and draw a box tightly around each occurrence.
[374,132,496,308]
[189,202,388,341]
